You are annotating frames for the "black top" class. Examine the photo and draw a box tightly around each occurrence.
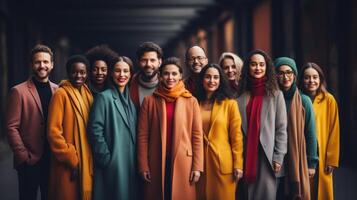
[32,77,52,122]
[32,77,53,161]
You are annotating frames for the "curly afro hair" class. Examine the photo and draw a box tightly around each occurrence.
[85,44,119,70]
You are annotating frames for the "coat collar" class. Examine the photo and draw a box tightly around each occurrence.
[206,100,223,138]
[112,89,130,128]
[27,78,57,118]
[27,79,43,117]
[155,96,185,161]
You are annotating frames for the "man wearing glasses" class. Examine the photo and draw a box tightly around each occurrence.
[184,45,208,94]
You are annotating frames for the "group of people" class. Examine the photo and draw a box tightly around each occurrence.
[5,42,340,200]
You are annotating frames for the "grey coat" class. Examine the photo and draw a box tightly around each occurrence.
[237,90,288,200]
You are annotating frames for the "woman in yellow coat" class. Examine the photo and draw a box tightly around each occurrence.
[300,62,340,200]
[195,63,244,200]
[47,55,93,200]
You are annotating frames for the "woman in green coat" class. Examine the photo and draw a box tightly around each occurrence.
[88,56,138,200]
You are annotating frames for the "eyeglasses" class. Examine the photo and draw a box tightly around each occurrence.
[187,56,207,63]
[277,70,294,78]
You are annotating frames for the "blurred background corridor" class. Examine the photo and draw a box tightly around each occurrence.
[0,0,356,199]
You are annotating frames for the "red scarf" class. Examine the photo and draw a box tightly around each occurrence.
[244,77,266,183]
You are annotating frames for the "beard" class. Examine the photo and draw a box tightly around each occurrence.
[140,69,159,82]
[33,69,50,81]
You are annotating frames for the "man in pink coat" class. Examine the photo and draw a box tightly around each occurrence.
[5,44,58,200]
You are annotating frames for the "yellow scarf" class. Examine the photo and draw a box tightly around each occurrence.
[153,80,192,102]
[60,80,93,200]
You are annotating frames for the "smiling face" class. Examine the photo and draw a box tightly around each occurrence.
[277,65,295,91]
[221,57,237,81]
[249,54,266,79]
[69,62,87,89]
[160,64,182,89]
[91,60,108,86]
[302,67,320,96]
[31,52,54,82]
[112,61,131,92]
[186,46,208,74]
[203,67,220,98]
[138,51,162,79]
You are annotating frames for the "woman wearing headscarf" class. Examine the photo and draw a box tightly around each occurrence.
[47,55,93,200]
[218,52,244,96]
[237,49,287,200]
[275,57,318,200]
[195,63,243,200]
[137,57,203,200]
[300,63,340,200]
[88,56,138,200]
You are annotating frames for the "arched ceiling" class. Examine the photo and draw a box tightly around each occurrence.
[28,0,220,56]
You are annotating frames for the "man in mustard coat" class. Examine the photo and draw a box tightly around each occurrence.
[5,44,57,200]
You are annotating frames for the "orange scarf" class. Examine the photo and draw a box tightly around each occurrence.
[60,80,93,200]
[153,80,192,102]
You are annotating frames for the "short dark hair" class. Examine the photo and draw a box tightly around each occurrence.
[30,44,54,62]
[159,57,183,75]
[184,45,207,61]
[85,44,119,70]
[136,41,163,59]
[238,49,279,96]
[65,55,90,77]
[196,63,235,103]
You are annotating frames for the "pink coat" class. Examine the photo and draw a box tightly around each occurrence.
[5,79,57,167]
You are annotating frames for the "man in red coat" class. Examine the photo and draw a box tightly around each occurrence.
[129,41,162,110]
[5,44,58,200]
[184,45,208,95]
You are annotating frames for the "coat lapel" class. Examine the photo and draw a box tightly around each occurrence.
[239,93,248,135]
[155,96,167,193]
[208,100,223,138]
[112,89,131,130]
[260,95,269,133]
[172,97,183,160]
[27,79,43,118]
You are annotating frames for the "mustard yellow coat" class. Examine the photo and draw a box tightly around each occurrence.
[312,92,340,200]
[197,99,243,200]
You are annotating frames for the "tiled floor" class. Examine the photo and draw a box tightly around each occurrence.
[0,140,356,200]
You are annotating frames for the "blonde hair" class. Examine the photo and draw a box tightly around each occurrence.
[218,52,244,82]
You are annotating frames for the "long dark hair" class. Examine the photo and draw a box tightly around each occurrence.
[299,62,327,102]
[196,63,235,103]
[237,49,278,96]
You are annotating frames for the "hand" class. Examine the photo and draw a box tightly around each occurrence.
[308,168,316,178]
[273,161,282,173]
[325,165,335,174]
[140,171,151,183]
[234,169,243,182]
[190,170,200,184]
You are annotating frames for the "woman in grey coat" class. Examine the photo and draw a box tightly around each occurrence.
[237,49,288,200]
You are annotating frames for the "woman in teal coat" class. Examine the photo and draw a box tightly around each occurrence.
[88,56,138,200]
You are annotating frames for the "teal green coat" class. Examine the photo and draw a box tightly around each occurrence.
[88,87,138,200]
